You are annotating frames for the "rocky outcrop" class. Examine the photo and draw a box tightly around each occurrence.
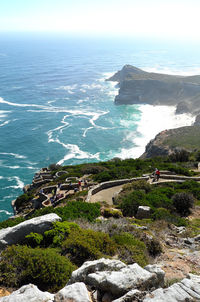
[69,258,164,299]
[0,284,54,302]
[107,64,200,115]
[141,125,200,158]
[54,282,91,302]
[0,213,61,249]
[1,260,200,302]
[143,274,200,301]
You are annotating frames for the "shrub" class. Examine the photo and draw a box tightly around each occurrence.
[0,245,76,292]
[62,228,117,266]
[120,191,146,217]
[172,192,194,216]
[128,180,151,193]
[103,208,123,218]
[146,191,172,210]
[30,201,101,222]
[169,150,190,162]
[0,217,25,229]
[152,207,188,226]
[44,221,80,246]
[112,232,148,266]
[25,232,44,247]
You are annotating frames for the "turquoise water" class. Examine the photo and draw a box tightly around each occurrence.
[1,34,200,221]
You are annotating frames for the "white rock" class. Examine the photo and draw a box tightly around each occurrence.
[0,213,61,249]
[54,282,90,302]
[136,206,151,219]
[144,264,165,286]
[112,289,142,302]
[69,258,126,284]
[86,263,157,297]
[143,277,200,301]
[0,284,54,302]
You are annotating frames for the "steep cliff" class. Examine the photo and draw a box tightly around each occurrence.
[107,65,200,115]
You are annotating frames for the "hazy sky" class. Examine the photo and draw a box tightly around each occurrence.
[0,0,200,40]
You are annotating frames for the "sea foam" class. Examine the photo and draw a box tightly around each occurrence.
[116,105,195,159]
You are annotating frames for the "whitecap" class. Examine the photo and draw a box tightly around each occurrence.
[55,84,77,94]
[0,152,27,159]
[0,210,13,215]
[56,140,100,165]
[0,120,10,127]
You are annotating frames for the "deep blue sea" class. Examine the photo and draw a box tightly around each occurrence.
[1,33,200,221]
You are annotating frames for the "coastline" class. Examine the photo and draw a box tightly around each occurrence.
[115,104,195,159]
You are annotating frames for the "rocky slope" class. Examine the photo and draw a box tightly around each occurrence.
[107,65,200,115]
[141,125,200,158]
[1,258,200,301]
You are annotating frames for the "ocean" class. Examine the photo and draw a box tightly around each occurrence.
[0,33,199,221]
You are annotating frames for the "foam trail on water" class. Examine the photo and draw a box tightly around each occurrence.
[55,138,100,165]
[0,210,13,215]
[0,152,27,159]
[0,120,10,127]
[116,105,195,159]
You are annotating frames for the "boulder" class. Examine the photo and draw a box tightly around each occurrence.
[0,284,54,302]
[69,258,126,284]
[0,213,61,249]
[54,282,91,302]
[136,206,151,219]
[86,263,159,298]
[144,265,165,287]
[143,276,200,301]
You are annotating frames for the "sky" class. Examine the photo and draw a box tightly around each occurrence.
[0,0,200,40]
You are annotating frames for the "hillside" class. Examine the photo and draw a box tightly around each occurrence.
[107,65,200,115]
[141,125,200,158]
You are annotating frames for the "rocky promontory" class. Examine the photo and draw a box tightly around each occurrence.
[107,65,200,115]
[141,125,200,158]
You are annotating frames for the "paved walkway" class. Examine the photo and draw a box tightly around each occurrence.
[89,178,190,205]
[90,185,124,205]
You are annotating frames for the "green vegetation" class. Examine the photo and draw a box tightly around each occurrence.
[30,201,101,222]
[112,232,148,267]
[0,245,76,292]
[116,180,199,225]
[172,193,194,216]
[62,228,116,266]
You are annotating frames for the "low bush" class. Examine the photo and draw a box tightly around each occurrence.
[120,191,147,217]
[103,208,123,218]
[0,245,76,292]
[62,228,117,266]
[30,201,101,222]
[152,208,188,226]
[169,150,190,162]
[25,232,44,247]
[172,192,194,216]
[112,232,148,267]
[0,217,25,229]
[44,221,80,247]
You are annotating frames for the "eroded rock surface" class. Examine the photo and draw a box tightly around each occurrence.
[0,284,54,302]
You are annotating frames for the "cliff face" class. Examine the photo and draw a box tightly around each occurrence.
[141,125,200,158]
[107,65,200,115]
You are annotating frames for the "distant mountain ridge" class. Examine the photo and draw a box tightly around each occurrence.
[107,65,200,116]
